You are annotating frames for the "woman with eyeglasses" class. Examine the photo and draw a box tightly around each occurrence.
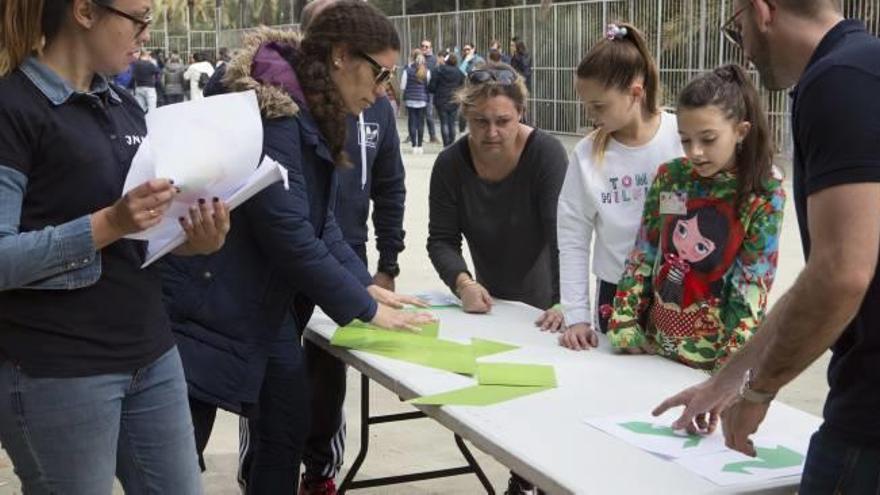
[160,2,433,492]
[0,0,231,492]
[428,62,567,494]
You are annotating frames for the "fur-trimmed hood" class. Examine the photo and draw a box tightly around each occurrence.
[222,27,305,119]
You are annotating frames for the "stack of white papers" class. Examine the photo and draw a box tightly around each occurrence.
[122,91,289,267]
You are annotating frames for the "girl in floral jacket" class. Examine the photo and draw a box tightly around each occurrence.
[608,64,786,372]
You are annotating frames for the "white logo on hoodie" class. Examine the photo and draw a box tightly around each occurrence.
[358,122,379,149]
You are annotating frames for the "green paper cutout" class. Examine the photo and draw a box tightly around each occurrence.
[477,363,557,387]
[471,338,519,357]
[619,421,704,448]
[331,326,475,374]
[722,446,805,474]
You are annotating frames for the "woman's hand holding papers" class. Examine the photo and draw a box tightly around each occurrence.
[174,197,231,256]
[93,178,177,249]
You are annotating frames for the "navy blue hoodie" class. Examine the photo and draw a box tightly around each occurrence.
[335,97,406,267]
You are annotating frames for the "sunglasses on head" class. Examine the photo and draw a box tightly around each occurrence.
[95,2,153,38]
[357,51,394,86]
[467,69,517,86]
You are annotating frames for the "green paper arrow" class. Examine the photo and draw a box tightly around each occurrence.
[619,421,703,448]
[471,338,519,358]
[722,446,805,474]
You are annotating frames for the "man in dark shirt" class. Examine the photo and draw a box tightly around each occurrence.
[654,1,880,491]
[420,39,439,144]
[131,50,160,112]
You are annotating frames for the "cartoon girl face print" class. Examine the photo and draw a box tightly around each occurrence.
[672,216,717,265]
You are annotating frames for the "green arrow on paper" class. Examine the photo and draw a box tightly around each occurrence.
[722,446,805,474]
[619,421,704,448]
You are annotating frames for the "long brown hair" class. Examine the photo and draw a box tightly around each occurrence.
[1,0,113,76]
[295,0,400,165]
[576,22,660,162]
[411,49,427,81]
[678,64,774,207]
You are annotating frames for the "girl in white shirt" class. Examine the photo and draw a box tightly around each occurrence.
[535,23,683,350]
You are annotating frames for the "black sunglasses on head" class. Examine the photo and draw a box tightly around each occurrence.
[357,51,395,86]
[95,2,153,38]
[467,69,518,86]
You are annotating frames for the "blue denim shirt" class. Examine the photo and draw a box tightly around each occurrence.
[0,58,123,291]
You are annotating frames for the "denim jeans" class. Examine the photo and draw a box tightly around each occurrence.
[407,106,426,147]
[134,86,158,113]
[425,94,437,140]
[437,105,459,147]
[0,347,202,494]
[800,427,880,494]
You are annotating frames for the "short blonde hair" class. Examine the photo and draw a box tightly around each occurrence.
[455,63,530,116]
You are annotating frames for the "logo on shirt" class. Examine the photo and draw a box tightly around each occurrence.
[358,122,379,149]
[125,135,146,146]
[600,173,651,204]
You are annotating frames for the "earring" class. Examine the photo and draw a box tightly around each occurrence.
[736,141,743,154]
[334,59,342,68]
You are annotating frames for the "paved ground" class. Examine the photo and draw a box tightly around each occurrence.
[0,123,828,494]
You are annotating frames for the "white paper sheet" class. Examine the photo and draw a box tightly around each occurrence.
[147,91,262,202]
[124,91,262,242]
[140,156,288,267]
[584,412,729,459]
[674,437,807,486]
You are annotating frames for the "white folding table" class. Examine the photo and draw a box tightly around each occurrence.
[304,300,821,495]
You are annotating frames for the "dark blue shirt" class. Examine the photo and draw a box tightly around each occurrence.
[335,98,405,267]
[0,58,173,377]
[791,19,880,446]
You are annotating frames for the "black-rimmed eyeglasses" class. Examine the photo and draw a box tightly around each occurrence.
[96,2,153,38]
[722,2,751,49]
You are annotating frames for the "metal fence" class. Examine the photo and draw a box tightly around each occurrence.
[144,30,218,64]
[202,0,880,151]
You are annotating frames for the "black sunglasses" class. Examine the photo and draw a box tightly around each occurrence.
[96,2,153,38]
[467,69,518,86]
[357,51,394,86]
[722,3,750,49]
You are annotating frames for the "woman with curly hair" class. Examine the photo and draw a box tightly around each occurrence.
[160,2,432,493]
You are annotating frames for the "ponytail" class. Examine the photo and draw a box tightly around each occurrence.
[678,64,774,207]
[576,22,660,163]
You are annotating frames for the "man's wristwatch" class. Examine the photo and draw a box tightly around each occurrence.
[377,261,400,278]
[739,368,777,404]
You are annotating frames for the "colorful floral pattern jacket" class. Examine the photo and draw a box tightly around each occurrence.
[608,158,786,371]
